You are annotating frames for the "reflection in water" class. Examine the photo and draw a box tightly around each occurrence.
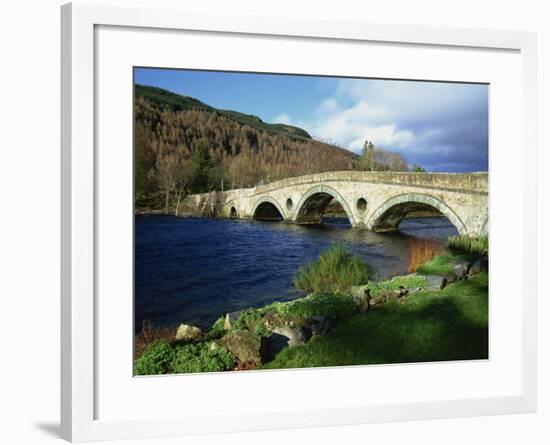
[135,216,458,331]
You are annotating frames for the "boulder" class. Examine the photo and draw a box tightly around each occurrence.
[272,325,307,347]
[469,260,482,276]
[369,295,385,306]
[423,275,447,291]
[397,286,409,298]
[219,330,262,366]
[441,274,457,289]
[453,262,470,281]
[175,324,202,342]
[261,311,283,330]
[350,285,370,313]
[223,311,241,330]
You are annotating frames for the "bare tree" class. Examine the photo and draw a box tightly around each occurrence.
[156,153,179,213]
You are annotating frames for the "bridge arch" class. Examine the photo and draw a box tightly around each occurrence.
[252,196,285,221]
[367,193,468,235]
[293,185,356,226]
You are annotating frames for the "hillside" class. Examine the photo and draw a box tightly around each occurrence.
[134,84,358,212]
[136,85,312,140]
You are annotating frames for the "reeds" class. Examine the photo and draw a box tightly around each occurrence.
[447,234,488,256]
[293,244,374,293]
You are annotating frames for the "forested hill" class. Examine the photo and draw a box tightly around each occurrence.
[134,84,358,212]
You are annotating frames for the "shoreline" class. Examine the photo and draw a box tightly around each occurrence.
[134,245,488,374]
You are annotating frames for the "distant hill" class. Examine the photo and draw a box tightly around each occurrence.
[136,85,313,140]
[134,84,358,212]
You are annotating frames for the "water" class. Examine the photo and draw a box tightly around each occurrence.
[135,216,458,331]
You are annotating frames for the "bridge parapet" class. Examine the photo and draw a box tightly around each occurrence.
[182,171,488,237]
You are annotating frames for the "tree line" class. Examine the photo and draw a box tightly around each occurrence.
[134,89,425,213]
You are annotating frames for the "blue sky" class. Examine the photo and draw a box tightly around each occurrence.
[135,68,488,172]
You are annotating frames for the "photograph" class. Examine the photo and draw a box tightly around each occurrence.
[133,67,489,375]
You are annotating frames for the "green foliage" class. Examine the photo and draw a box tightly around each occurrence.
[134,340,175,375]
[447,235,489,256]
[203,317,226,341]
[264,272,489,369]
[233,309,271,337]
[273,292,357,321]
[171,343,235,374]
[411,164,427,172]
[366,274,427,296]
[134,339,236,375]
[189,142,214,193]
[293,245,374,293]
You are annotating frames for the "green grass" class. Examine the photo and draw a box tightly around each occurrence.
[415,254,458,275]
[366,274,427,296]
[263,272,488,369]
[271,292,357,322]
[447,235,488,256]
[293,244,374,293]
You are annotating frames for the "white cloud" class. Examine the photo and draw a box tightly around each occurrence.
[297,78,488,171]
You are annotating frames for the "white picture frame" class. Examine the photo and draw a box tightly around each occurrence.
[61,2,537,442]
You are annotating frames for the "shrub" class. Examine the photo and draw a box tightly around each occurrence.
[233,309,271,336]
[447,235,488,256]
[134,340,175,375]
[293,244,374,293]
[171,342,235,374]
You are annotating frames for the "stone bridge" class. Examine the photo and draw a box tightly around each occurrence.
[183,171,489,236]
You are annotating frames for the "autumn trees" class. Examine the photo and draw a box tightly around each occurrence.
[359,139,415,172]
[134,92,357,213]
[133,85,426,214]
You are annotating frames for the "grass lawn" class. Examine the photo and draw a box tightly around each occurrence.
[263,272,488,369]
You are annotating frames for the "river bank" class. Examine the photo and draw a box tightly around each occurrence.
[134,241,488,375]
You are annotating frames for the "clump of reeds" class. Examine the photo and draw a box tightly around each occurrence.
[447,234,488,256]
[293,244,374,293]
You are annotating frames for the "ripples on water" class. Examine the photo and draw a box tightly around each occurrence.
[135,215,458,331]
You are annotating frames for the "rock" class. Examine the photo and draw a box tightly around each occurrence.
[308,315,332,336]
[175,324,202,342]
[223,311,241,330]
[261,311,282,330]
[369,295,385,306]
[480,257,489,271]
[453,262,470,281]
[423,275,447,291]
[219,330,263,366]
[350,285,370,313]
[383,290,400,301]
[469,260,482,276]
[272,325,307,347]
[441,274,457,289]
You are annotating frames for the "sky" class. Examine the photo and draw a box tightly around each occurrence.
[135,68,489,172]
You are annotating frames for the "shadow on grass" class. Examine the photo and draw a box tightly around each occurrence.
[264,273,489,369]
